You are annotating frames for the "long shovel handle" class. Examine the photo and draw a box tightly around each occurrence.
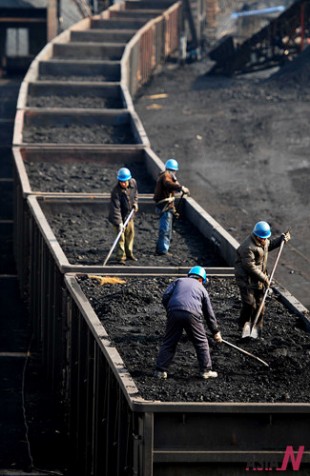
[251,238,285,333]
[103,209,135,266]
[222,339,269,367]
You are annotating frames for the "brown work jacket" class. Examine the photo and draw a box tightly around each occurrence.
[153,171,183,210]
[234,233,282,288]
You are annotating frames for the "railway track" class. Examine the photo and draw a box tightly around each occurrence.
[7,0,310,474]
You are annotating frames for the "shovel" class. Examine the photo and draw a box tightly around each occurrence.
[103,209,135,266]
[242,238,285,339]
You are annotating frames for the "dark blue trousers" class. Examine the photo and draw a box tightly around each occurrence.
[156,310,212,372]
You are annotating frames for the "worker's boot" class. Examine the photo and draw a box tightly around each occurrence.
[200,370,218,379]
[239,304,253,329]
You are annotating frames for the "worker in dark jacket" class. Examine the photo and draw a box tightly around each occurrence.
[154,266,222,380]
[234,221,291,337]
[108,167,138,264]
[153,159,189,255]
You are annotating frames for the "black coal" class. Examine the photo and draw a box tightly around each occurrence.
[77,275,310,403]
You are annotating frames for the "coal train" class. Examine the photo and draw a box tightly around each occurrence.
[12,1,310,475]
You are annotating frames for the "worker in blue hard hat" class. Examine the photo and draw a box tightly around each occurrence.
[153,159,190,256]
[154,266,222,380]
[108,167,139,264]
[234,221,291,337]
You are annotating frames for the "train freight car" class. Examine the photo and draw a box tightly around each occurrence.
[12,146,180,293]
[13,191,309,475]
[62,273,310,475]
[18,191,310,476]
[14,109,146,146]
[23,193,231,355]
[10,0,310,475]
[12,0,182,297]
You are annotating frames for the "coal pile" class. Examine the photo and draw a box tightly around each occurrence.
[44,205,226,267]
[77,275,310,403]
[24,162,155,193]
[52,53,120,61]
[134,58,310,310]
[22,124,136,144]
[269,45,310,89]
[27,94,123,109]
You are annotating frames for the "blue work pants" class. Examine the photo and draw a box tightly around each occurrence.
[156,209,173,254]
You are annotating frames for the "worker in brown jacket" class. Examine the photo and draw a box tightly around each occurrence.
[153,159,189,255]
[108,167,138,264]
[234,221,291,337]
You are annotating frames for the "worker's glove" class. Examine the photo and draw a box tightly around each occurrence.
[181,186,190,196]
[257,281,264,290]
[282,230,291,243]
[118,223,123,233]
[267,287,274,297]
[213,331,222,343]
[132,203,138,212]
[264,276,270,288]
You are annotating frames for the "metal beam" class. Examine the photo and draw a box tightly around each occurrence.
[183,0,198,48]
[47,0,58,41]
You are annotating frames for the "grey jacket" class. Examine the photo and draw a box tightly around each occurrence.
[162,277,219,334]
[234,233,282,288]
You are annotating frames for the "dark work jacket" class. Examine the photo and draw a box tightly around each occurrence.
[234,233,282,288]
[108,179,138,226]
[162,277,219,334]
[153,171,183,211]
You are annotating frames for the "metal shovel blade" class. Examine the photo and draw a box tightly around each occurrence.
[250,326,259,339]
[242,322,251,338]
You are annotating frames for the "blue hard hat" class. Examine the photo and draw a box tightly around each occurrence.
[253,221,271,239]
[188,266,207,284]
[117,167,132,182]
[165,159,179,171]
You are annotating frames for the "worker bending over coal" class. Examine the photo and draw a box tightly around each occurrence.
[108,167,138,264]
[235,221,291,337]
[154,266,222,380]
[153,159,190,256]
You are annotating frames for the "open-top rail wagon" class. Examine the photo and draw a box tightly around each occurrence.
[12,1,310,474]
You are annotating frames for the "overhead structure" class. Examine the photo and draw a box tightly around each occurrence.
[209,0,310,75]
[182,0,219,57]
[0,3,47,73]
